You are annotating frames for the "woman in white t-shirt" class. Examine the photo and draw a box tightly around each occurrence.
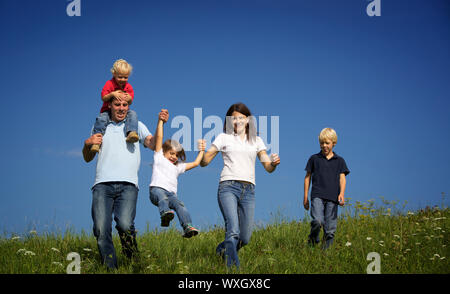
[200,103,280,268]
[149,111,206,238]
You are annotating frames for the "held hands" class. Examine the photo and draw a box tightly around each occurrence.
[197,139,206,152]
[159,109,169,123]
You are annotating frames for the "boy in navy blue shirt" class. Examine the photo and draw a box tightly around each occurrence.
[303,128,350,249]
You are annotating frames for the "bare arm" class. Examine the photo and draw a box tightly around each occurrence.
[144,109,169,151]
[257,150,280,173]
[185,140,206,171]
[200,145,219,167]
[82,134,102,163]
[338,173,346,206]
[154,119,164,152]
[303,172,311,210]
[101,90,124,103]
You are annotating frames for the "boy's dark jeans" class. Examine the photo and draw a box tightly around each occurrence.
[309,197,338,249]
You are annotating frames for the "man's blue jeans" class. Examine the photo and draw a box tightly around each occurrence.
[91,182,138,269]
[149,186,193,229]
[309,197,338,249]
[93,110,138,135]
[216,180,255,268]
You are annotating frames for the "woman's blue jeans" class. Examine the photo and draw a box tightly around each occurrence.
[149,186,192,229]
[216,180,255,268]
[91,182,138,269]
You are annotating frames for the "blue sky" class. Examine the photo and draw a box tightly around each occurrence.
[1,0,449,236]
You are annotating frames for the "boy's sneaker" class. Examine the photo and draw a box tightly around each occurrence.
[183,224,199,238]
[91,144,100,153]
[160,210,175,227]
[126,131,139,143]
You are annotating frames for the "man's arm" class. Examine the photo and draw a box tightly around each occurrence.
[83,134,102,162]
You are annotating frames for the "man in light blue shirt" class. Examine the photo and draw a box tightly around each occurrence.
[83,97,169,269]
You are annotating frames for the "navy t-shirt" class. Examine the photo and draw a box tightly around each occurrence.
[305,151,350,202]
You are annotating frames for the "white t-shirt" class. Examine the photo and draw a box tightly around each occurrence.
[149,150,186,194]
[93,120,151,189]
[212,133,267,185]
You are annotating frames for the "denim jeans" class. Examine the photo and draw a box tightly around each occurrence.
[91,182,139,269]
[93,110,138,135]
[216,180,255,268]
[149,186,192,229]
[309,197,338,249]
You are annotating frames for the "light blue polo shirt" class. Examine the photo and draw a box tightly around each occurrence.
[92,120,151,189]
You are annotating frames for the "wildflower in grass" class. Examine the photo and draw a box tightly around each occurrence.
[366,237,372,241]
[24,251,36,256]
[11,236,21,241]
[83,248,92,252]
[383,253,389,256]
[52,262,63,267]
[17,248,26,254]
[29,230,37,235]
[440,257,446,260]
[415,242,421,245]
[345,242,352,247]
[51,248,60,253]
[393,235,400,239]
[407,211,414,216]
[434,254,440,258]
[176,261,183,264]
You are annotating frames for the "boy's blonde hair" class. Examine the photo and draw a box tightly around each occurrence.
[319,128,338,144]
[111,59,133,75]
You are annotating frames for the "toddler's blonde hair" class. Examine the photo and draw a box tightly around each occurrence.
[111,59,133,75]
[319,128,338,144]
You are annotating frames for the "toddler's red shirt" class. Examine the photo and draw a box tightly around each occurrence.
[100,78,134,113]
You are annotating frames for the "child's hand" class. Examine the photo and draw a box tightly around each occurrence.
[338,194,345,206]
[123,92,132,104]
[197,139,206,152]
[270,153,280,167]
[112,90,125,102]
[159,109,169,123]
[303,197,310,210]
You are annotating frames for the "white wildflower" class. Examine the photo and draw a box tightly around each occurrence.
[440,257,446,260]
[366,237,372,241]
[83,248,92,252]
[29,230,37,235]
[393,235,400,239]
[11,236,21,241]
[51,248,60,253]
[52,262,63,267]
[17,248,26,254]
[383,253,389,256]
[345,242,352,247]
[24,251,36,256]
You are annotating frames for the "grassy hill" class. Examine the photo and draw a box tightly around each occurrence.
[1,199,448,274]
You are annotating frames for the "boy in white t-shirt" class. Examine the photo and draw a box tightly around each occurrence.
[149,112,206,238]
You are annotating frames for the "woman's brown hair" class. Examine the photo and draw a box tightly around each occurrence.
[223,102,257,142]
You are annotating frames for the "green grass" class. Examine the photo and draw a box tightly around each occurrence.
[1,200,449,274]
